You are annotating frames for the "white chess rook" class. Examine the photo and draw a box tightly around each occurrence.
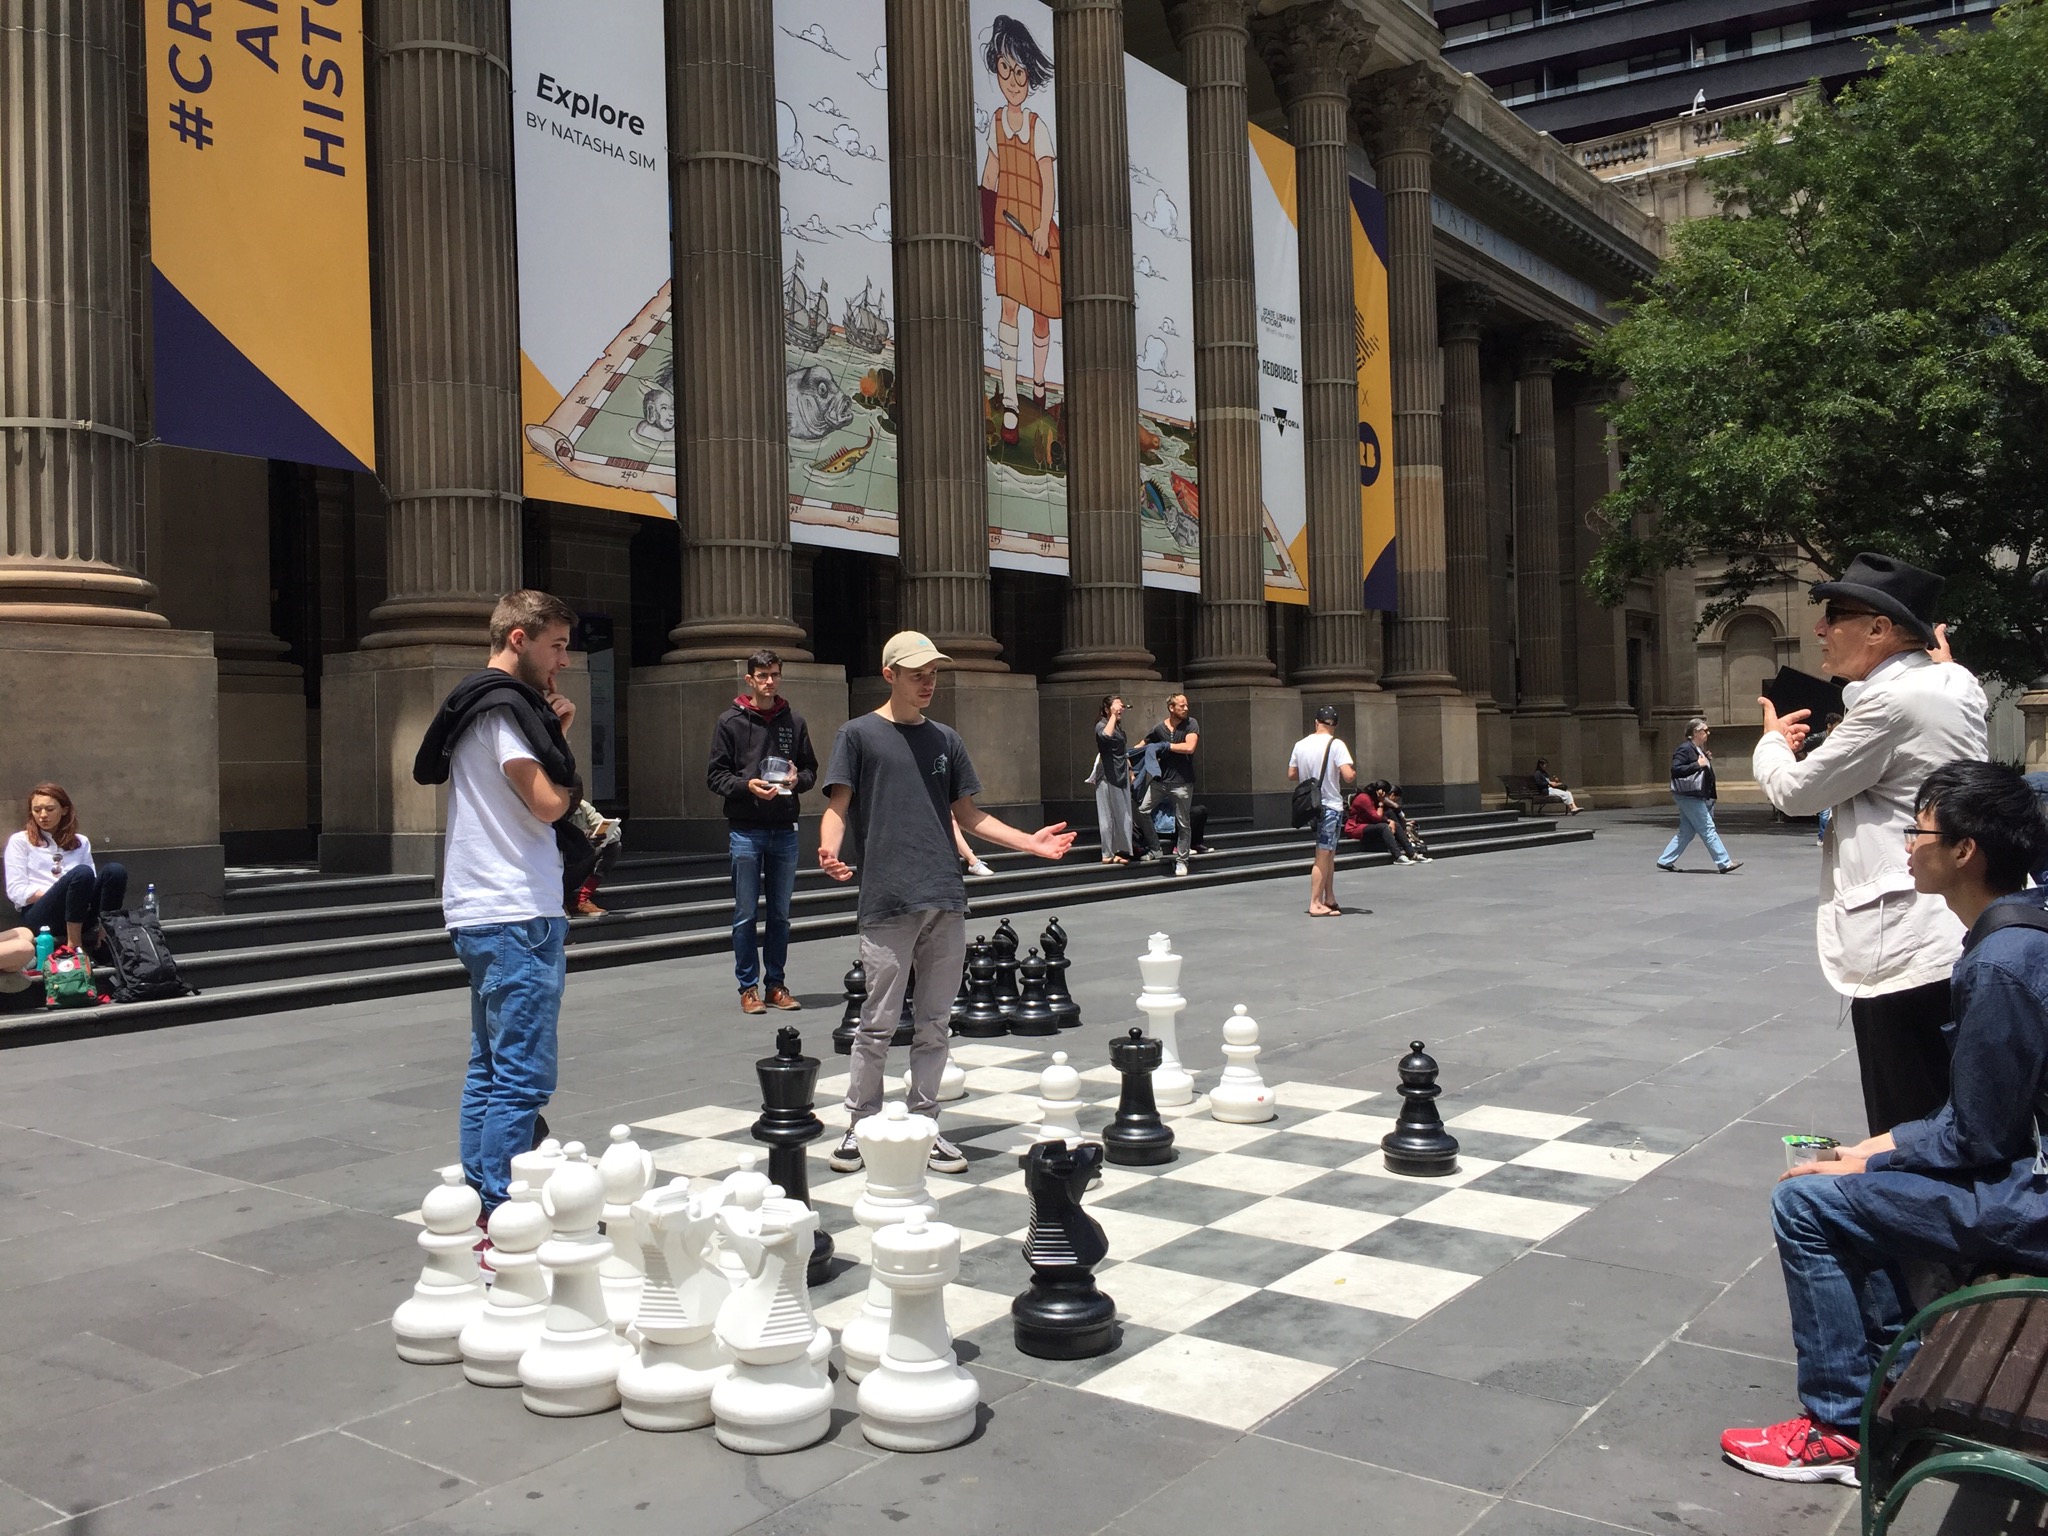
[1209,1005,1276,1123]
[617,1178,733,1431]
[597,1125,655,1331]
[857,1214,980,1451]
[1136,932,1195,1106]
[392,1167,488,1364]
[459,1180,552,1386]
[839,1101,938,1382]
[709,1182,835,1453]
[519,1143,633,1416]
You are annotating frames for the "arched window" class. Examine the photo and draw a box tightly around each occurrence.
[1721,613,1779,721]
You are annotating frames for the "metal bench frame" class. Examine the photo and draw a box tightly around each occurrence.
[1859,1275,2048,1534]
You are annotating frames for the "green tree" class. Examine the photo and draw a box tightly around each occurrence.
[1585,1,2048,690]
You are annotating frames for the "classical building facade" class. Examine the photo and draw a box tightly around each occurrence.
[1,0,1681,914]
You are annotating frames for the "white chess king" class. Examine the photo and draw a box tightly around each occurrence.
[1136,932,1194,1106]
[857,1214,980,1452]
[392,1167,487,1364]
[1209,1004,1276,1123]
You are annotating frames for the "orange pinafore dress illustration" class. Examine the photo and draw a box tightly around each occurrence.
[991,109,1061,323]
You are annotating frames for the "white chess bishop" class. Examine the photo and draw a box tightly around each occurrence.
[392,1167,487,1364]
[519,1143,633,1416]
[708,1181,835,1454]
[1136,932,1195,1105]
[1209,1005,1276,1123]
[617,1178,733,1431]
[459,1180,552,1385]
[856,1213,980,1452]
[597,1125,655,1331]
[839,1101,937,1382]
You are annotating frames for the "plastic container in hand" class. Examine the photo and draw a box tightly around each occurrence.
[761,757,794,796]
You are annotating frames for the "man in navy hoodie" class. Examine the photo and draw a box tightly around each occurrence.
[706,649,817,1015]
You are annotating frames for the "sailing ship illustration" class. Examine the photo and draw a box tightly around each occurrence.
[841,278,890,355]
[783,256,830,353]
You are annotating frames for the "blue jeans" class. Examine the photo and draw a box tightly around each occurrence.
[1772,1175,1914,1430]
[20,862,128,936]
[1658,796,1731,869]
[729,825,798,991]
[452,917,566,1213]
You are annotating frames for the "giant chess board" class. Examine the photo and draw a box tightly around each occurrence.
[508,1041,1698,1432]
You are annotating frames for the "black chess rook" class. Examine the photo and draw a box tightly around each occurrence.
[956,938,1008,1038]
[1011,1140,1118,1359]
[1103,1027,1176,1166]
[751,1026,835,1285]
[1008,949,1059,1036]
[1380,1040,1460,1177]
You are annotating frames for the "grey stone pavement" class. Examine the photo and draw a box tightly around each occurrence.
[0,810,2013,1535]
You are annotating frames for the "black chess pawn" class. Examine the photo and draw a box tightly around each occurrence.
[751,1026,834,1285]
[1008,949,1059,1036]
[956,938,1008,1038]
[1039,917,1080,1030]
[1011,1139,1118,1359]
[1103,1027,1176,1166]
[833,956,865,1056]
[1380,1040,1460,1177]
[990,919,1021,1020]
[893,970,916,1048]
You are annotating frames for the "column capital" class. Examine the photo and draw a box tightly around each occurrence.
[1162,0,1257,49]
[1516,323,1576,374]
[1439,281,1499,343]
[1251,2,1378,109]
[1351,62,1458,159]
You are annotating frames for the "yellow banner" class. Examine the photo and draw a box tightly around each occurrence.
[145,0,374,471]
[1350,177,1398,607]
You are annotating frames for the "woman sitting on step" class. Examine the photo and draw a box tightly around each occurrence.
[3,784,128,957]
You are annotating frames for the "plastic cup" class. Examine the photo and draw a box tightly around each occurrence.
[1784,1134,1840,1170]
[762,756,794,795]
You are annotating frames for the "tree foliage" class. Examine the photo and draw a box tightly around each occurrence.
[1585,1,2048,690]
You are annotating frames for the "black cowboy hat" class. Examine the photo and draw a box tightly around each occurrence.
[1809,552,1941,645]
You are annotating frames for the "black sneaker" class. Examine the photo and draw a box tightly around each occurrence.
[829,1130,862,1172]
[928,1134,969,1175]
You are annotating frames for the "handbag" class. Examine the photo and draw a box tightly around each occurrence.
[1291,741,1334,830]
[1672,745,1708,797]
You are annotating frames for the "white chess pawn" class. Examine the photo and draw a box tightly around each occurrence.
[597,1125,655,1331]
[1209,1004,1276,1124]
[460,1181,553,1386]
[857,1213,980,1452]
[617,1179,732,1431]
[1137,932,1194,1106]
[838,1101,937,1382]
[708,1181,835,1453]
[902,1056,968,1102]
[393,1167,487,1364]
[1032,1052,1084,1148]
[709,1151,774,1291]
[519,1143,633,1416]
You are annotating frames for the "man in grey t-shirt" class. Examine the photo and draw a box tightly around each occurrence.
[819,630,1076,1174]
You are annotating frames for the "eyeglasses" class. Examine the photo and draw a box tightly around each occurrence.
[1822,603,1883,627]
[1901,825,1946,843]
[749,670,782,682]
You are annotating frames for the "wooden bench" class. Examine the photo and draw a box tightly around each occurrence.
[1499,775,1568,816]
[1860,1275,2048,1532]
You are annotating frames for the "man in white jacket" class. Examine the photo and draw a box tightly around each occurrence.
[1753,553,1986,1135]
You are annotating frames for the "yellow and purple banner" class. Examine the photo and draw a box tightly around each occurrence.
[1350,177,1397,609]
[144,0,374,472]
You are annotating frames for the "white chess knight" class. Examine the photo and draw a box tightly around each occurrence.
[856,1213,980,1452]
[392,1167,488,1363]
[519,1143,634,1416]
[1032,1051,1085,1148]
[459,1180,553,1385]
[902,1057,967,1102]
[617,1178,733,1431]
[708,1180,835,1454]
[709,1152,775,1291]
[1136,931,1195,1106]
[1209,1005,1276,1123]
[839,1102,937,1382]
[597,1125,655,1331]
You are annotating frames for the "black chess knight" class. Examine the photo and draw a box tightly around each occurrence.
[751,1026,834,1284]
[1012,1140,1117,1359]
[1380,1040,1460,1176]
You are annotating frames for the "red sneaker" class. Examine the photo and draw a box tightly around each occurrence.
[1720,1415,1860,1485]
[472,1235,495,1280]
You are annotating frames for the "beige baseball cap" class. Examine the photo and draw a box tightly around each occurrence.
[880,630,950,671]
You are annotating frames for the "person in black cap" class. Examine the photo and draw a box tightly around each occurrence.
[1753,552,1987,1134]
[1287,705,1357,915]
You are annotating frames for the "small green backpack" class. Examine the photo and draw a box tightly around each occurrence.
[42,950,100,1009]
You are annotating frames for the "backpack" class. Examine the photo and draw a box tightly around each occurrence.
[99,909,196,1003]
[42,947,101,1009]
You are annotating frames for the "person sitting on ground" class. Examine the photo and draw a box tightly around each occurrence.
[1529,758,1580,814]
[1343,781,1420,864]
[566,801,622,917]
[1720,760,2048,1487]
[3,783,128,957]
[1382,784,1431,862]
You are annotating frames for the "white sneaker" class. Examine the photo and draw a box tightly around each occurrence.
[1396,856,1414,864]
[966,859,995,878]
[1174,860,1189,878]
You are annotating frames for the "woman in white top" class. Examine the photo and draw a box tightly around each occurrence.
[3,783,128,954]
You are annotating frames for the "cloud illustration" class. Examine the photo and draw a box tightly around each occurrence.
[810,96,844,118]
[1138,189,1181,240]
[843,203,892,242]
[777,101,812,170]
[1150,383,1189,405]
[1160,317,1179,336]
[859,45,888,90]
[1137,335,1177,376]
[1134,255,1161,280]
[783,23,848,58]
[781,206,834,243]
[821,122,878,160]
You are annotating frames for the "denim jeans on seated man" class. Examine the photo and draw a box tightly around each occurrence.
[729,825,798,994]
[453,916,566,1212]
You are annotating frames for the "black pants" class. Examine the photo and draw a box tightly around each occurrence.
[1358,823,1417,859]
[19,863,128,936]
[1849,979,1953,1136]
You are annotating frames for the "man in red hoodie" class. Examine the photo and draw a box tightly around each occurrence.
[706,650,818,1014]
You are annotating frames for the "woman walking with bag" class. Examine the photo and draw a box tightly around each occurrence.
[1091,697,1135,864]
[1657,719,1741,873]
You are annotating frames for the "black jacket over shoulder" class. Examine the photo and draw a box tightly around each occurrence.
[1670,740,1717,799]
[706,698,818,827]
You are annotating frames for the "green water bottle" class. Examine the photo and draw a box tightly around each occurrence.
[33,926,55,970]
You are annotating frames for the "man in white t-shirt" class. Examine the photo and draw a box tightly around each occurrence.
[413,590,579,1221]
[1287,705,1357,917]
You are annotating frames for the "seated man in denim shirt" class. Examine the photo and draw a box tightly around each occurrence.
[1722,759,2048,1486]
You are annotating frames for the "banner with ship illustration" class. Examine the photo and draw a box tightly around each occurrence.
[510,0,675,517]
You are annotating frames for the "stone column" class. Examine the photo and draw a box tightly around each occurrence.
[2021,687,2048,771]
[1037,0,1159,826]
[874,0,1039,823]
[0,2,223,908]
[1510,325,1572,772]
[629,0,848,852]
[323,1,587,872]
[1568,385,1643,792]
[1441,285,1494,701]
[1162,0,1297,827]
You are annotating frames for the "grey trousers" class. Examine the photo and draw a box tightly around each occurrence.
[1094,776,1134,857]
[845,908,966,1123]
